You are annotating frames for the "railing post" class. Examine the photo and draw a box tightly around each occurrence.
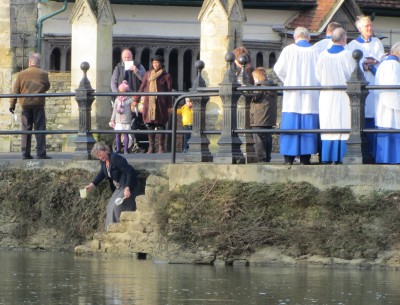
[184,60,213,162]
[236,55,257,163]
[213,52,245,164]
[74,62,96,160]
[343,49,373,164]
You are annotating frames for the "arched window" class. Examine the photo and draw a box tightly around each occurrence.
[66,48,71,72]
[129,47,136,60]
[50,48,61,71]
[112,47,121,69]
[269,52,277,68]
[256,52,264,68]
[169,49,178,91]
[183,50,192,91]
[141,48,150,71]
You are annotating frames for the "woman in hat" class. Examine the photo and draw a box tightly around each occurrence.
[133,55,172,153]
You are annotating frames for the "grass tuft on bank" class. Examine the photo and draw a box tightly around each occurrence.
[154,179,400,260]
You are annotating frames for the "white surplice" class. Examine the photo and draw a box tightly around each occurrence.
[347,37,385,118]
[375,58,400,129]
[273,43,320,114]
[314,38,333,55]
[316,48,355,140]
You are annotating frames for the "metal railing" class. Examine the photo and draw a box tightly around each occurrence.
[2,51,400,164]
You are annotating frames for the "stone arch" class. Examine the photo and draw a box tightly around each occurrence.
[112,47,121,69]
[256,51,264,68]
[128,47,136,59]
[50,48,61,71]
[169,48,179,91]
[66,48,71,71]
[269,52,277,68]
[141,48,151,71]
[183,49,193,90]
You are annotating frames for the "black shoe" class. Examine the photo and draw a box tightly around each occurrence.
[22,155,33,160]
[300,155,311,165]
[37,155,52,159]
[284,156,294,165]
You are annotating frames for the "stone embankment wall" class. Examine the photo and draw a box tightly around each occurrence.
[2,161,400,268]
[73,164,400,268]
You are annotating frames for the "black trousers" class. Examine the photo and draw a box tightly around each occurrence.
[252,126,273,162]
[21,107,47,157]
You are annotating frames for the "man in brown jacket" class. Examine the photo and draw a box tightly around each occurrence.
[10,53,51,159]
[250,67,277,162]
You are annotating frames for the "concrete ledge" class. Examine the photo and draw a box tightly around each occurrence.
[167,164,400,195]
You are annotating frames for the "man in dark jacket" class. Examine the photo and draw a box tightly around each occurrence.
[250,67,277,162]
[110,49,146,98]
[10,53,51,160]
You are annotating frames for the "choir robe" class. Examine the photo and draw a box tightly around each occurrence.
[273,40,320,157]
[347,36,385,120]
[374,55,400,164]
[316,45,355,163]
[313,37,333,55]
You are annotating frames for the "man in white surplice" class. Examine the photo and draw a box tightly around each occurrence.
[274,27,320,165]
[374,42,400,164]
[347,16,385,134]
[316,28,356,164]
[313,22,342,55]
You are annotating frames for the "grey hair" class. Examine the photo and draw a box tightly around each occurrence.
[29,53,41,66]
[391,42,400,56]
[91,142,110,159]
[331,28,346,43]
[355,16,372,32]
[294,27,310,40]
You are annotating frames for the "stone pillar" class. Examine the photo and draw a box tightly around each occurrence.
[177,49,184,91]
[68,0,115,147]
[213,52,244,164]
[0,0,13,151]
[198,0,246,149]
[184,60,213,163]
[0,1,37,152]
[343,49,373,164]
[74,62,96,159]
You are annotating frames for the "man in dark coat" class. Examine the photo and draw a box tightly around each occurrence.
[134,55,172,153]
[110,49,146,98]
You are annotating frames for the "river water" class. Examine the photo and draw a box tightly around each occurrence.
[0,251,399,305]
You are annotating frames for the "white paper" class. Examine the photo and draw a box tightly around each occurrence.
[124,61,133,71]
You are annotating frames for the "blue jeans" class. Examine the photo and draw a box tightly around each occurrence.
[183,125,192,152]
